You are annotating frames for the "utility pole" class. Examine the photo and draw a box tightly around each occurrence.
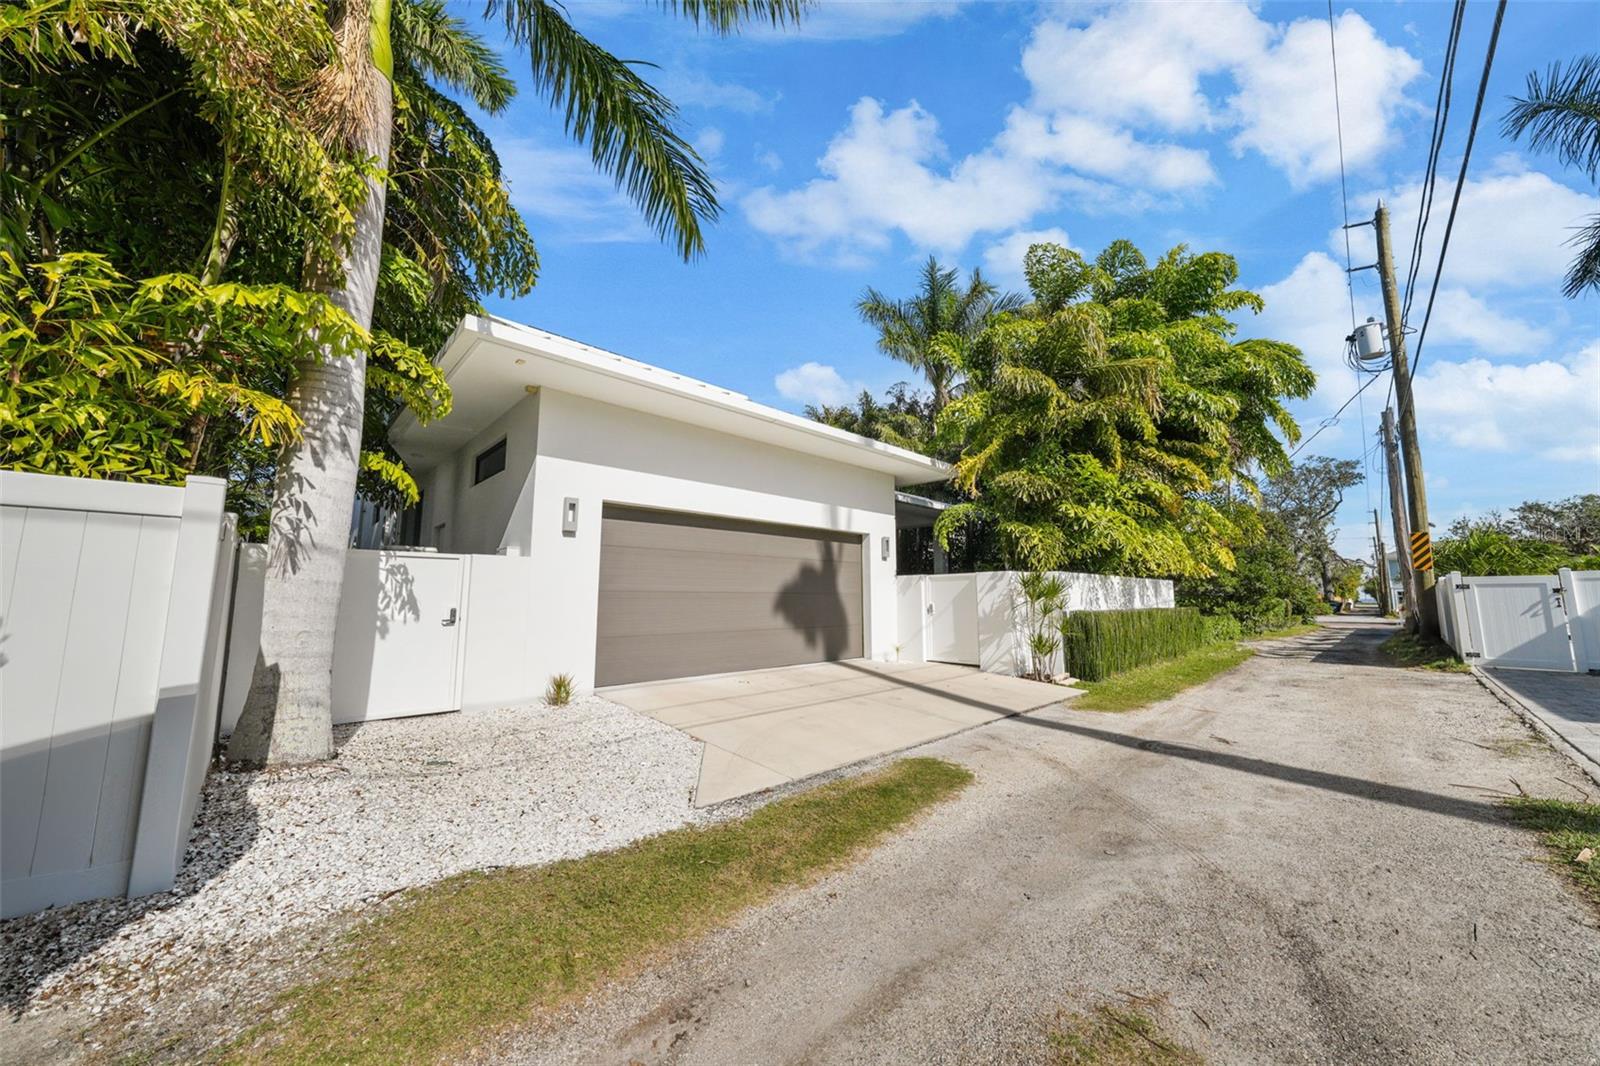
[1374,201,1438,637]
[1372,509,1390,616]
[1381,407,1417,629]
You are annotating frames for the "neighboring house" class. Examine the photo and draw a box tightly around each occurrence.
[385,316,949,690]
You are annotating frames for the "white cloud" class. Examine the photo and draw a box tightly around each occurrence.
[1424,288,1552,356]
[494,134,650,243]
[1254,252,1364,413]
[1347,163,1600,290]
[982,227,1074,287]
[1415,341,1600,463]
[998,109,1215,191]
[1021,4,1266,130]
[693,126,726,161]
[744,3,1425,263]
[660,71,776,115]
[755,148,783,172]
[742,99,1064,261]
[774,361,862,407]
[1228,12,1422,185]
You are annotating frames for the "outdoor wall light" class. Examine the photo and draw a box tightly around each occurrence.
[562,497,579,536]
[881,535,891,561]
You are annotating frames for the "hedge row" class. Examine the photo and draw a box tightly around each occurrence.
[1060,606,1206,682]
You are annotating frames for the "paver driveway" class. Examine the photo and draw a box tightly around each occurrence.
[601,659,1075,804]
[501,619,1600,1065]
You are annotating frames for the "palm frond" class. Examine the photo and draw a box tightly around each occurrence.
[1503,55,1600,181]
[487,0,716,259]
[394,0,516,113]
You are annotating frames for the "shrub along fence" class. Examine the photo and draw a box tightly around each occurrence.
[1060,607,1205,681]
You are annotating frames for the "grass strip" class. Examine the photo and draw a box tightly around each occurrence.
[227,757,972,1065]
[1045,1004,1205,1065]
[1504,797,1600,911]
[1380,632,1471,672]
[1069,644,1253,713]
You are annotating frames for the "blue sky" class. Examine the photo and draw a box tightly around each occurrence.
[467,0,1600,561]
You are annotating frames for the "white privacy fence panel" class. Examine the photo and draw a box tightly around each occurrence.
[1436,568,1599,673]
[1,471,230,918]
[219,548,538,735]
[896,570,1175,675]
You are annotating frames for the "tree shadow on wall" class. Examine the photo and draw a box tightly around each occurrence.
[774,542,853,661]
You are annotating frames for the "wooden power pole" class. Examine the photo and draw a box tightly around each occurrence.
[1381,407,1418,629]
[1372,508,1390,615]
[1374,201,1439,637]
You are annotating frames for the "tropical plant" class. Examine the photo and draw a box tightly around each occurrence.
[1174,508,1324,632]
[933,240,1316,577]
[1016,571,1065,680]
[1503,55,1600,298]
[1261,456,1364,596]
[856,256,1022,413]
[1433,518,1595,576]
[805,383,934,453]
[544,673,575,707]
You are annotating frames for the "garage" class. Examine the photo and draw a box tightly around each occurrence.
[595,505,864,686]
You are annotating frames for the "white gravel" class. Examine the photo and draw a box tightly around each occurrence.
[1,696,705,1022]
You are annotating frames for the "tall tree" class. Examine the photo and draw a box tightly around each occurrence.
[1503,54,1600,297]
[856,256,1021,412]
[934,240,1316,577]
[1262,456,1364,596]
[232,0,806,766]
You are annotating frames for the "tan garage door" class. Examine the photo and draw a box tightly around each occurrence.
[595,505,864,687]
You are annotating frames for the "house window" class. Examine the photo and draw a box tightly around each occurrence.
[474,438,507,484]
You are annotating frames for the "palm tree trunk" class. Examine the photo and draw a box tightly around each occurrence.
[228,69,392,766]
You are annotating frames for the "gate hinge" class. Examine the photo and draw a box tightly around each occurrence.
[1463,652,1482,658]
[1455,582,1471,590]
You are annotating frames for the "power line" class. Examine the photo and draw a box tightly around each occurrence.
[1327,1,1376,516]
[1290,372,1385,460]
[1402,0,1467,328]
[1404,0,1509,399]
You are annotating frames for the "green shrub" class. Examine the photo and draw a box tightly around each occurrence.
[1059,607,1206,682]
[1202,614,1244,644]
[544,673,575,706]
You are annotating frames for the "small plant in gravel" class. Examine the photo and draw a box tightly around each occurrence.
[544,673,575,706]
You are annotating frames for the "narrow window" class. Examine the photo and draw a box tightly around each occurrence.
[474,438,507,484]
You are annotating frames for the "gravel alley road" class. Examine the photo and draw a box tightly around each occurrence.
[490,618,1600,1066]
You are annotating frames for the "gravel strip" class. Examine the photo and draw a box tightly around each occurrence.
[1,696,704,1023]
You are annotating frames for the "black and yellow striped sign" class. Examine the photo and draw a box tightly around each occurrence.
[1410,530,1434,572]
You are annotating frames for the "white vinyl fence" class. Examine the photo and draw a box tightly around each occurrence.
[897,570,1175,676]
[1437,567,1600,673]
[218,548,537,735]
[1,471,234,918]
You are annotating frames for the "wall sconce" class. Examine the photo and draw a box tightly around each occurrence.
[881,535,891,561]
[562,497,579,535]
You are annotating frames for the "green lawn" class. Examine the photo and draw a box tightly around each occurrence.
[227,757,972,1065]
[1069,644,1254,713]
[1504,797,1600,910]
[1380,632,1471,672]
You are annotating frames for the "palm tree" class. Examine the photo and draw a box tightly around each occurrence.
[856,256,1022,412]
[232,0,804,766]
[1503,54,1600,298]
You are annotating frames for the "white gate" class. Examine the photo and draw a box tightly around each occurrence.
[924,574,979,664]
[1441,568,1600,673]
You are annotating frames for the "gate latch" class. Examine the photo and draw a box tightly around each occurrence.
[442,607,458,627]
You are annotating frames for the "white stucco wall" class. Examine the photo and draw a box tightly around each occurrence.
[415,392,540,555]
[521,389,900,691]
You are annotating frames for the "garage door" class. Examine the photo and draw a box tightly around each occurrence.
[596,505,864,686]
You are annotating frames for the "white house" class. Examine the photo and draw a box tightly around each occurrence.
[385,315,949,691]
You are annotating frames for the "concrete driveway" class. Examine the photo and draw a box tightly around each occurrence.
[601,660,1075,805]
